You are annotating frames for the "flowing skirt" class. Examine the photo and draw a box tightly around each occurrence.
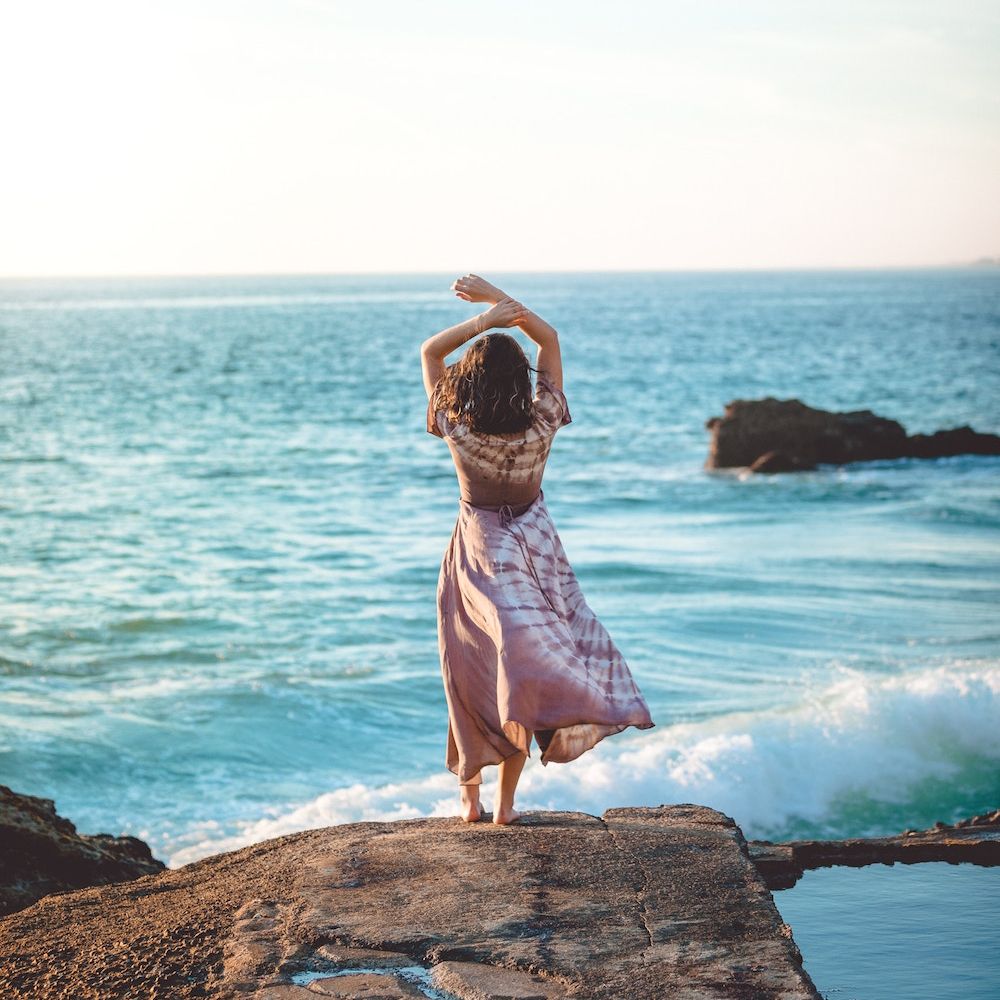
[436,489,655,784]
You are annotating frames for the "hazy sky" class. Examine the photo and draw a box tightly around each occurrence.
[2,1,998,276]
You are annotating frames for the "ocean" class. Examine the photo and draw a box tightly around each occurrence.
[1,270,998,993]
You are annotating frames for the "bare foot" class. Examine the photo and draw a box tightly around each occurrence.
[459,786,482,823]
[492,805,525,825]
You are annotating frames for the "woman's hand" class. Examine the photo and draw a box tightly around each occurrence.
[451,274,506,304]
[483,297,528,330]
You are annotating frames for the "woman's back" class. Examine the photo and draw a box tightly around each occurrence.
[427,372,572,513]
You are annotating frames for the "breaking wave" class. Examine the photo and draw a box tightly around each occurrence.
[166,662,1000,868]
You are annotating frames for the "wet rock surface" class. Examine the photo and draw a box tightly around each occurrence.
[0,784,166,918]
[0,804,821,999]
[748,810,1000,889]
[705,397,1000,472]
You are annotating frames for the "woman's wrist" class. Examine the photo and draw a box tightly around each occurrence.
[472,311,491,337]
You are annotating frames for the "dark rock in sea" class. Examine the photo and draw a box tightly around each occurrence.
[748,810,1000,890]
[0,804,823,1000]
[0,784,166,918]
[705,397,1000,472]
[905,425,1000,459]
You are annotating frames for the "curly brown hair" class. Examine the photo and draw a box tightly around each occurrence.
[432,332,537,435]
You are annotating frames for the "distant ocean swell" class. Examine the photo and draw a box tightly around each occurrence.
[162,661,1000,868]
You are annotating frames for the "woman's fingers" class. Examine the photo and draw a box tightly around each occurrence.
[491,299,527,327]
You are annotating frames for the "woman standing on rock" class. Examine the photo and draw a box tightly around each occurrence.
[421,275,655,826]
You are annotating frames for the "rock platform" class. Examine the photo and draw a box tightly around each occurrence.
[0,805,820,1000]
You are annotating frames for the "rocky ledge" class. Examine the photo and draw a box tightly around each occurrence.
[0,784,165,918]
[705,397,1000,473]
[748,810,1000,889]
[0,804,822,1000]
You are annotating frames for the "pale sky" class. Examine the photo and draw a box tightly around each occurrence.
[2,0,998,276]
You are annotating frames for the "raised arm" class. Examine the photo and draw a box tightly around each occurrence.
[451,274,564,392]
[420,296,529,399]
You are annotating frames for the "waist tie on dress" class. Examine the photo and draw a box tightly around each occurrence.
[496,502,558,614]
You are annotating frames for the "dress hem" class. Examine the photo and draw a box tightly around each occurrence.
[450,716,656,781]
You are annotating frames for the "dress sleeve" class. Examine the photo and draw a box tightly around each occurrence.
[533,372,572,432]
[426,392,446,438]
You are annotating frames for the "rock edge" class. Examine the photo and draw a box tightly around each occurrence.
[748,809,1000,889]
[0,784,166,918]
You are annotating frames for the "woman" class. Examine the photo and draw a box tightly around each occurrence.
[421,274,655,826]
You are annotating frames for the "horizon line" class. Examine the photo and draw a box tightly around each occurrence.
[1,260,999,282]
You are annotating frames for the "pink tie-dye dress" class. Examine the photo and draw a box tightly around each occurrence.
[427,373,655,784]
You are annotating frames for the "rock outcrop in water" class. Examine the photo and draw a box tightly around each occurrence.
[0,804,823,1000]
[0,784,166,918]
[748,810,1000,889]
[705,397,1000,472]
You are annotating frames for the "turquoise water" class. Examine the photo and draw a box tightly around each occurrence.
[774,862,1000,999]
[1,270,998,876]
